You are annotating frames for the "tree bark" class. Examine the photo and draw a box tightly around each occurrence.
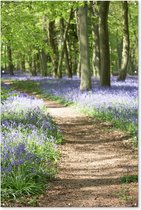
[32,55,37,76]
[99,1,110,86]
[76,10,81,77]
[90,1,100,78]
[21,55,26,72]
[79,3,91,91]
[40,49,48,76]
[48,20,59,78]
[7,42,14,75]
[4,44,7,70]
[117,33,123,70]
[60,17,72,78]
[118,1,129,81]
[57,8,73,78]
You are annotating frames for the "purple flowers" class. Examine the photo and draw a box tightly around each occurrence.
[39,76,138,127]
[1,88,62,181]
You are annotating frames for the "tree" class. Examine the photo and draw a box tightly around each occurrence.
[1,1,137,79]
[48,20,59,78]
[60,17,72,78]
[90,1,100,78]
[7,41,14,75]
[99,1,110,86]
[75,9,81,77]
[118,1,129,81]
[57,8,73,78]
[78,3,92,91]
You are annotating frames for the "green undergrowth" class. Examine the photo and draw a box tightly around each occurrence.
[10,80,42,95]
[10,80,73,106]
[120,175,138,184]
[80,107,138,147]
[41,93,73,106]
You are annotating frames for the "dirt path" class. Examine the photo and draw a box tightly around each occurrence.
[37,100,138,207]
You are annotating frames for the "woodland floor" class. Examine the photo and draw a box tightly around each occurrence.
[2,86,138,207]
[36,100,138,207]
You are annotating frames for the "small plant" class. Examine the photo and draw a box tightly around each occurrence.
[116,187,133,203]
[120,175,138,184]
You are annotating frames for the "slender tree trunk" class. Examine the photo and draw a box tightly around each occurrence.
[57,8,73,78]
[76,10,81,77]
[99,1,110,86]
[21,55,26,72]
[118,1,129,81]
[29,57,32,75]
[7,42,14,75]
[32,55,37,76]
[41,16,48,76]
[72,42,78,75]
[4,44,7,70]
[64,41,72,78]
[60,17,72,78]
[117,34,123,70]
[36,52,40,73]
[79,3,92,91]
[90,2,100,78]
[48,20,59,78]
[40,49,48,76]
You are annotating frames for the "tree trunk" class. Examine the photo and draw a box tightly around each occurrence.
[72,42,78,75]
[78,3,91,91]
[40,49,48,76]
[7,42,14,75]
[117,34,123,70]
[76,10,81,77]
[3,44,7,70]
[36,52,40,74]
[90,2,101,78]
[57,9,73,78]
[60,17,72,78]
[48,20,59,78]
[32,55,37,76]
[29,57,32,75]
[118,1,129,81]
[21,55,26,72]
[99,1,110,86]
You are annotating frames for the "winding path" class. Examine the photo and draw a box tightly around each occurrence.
[37,100,138,207]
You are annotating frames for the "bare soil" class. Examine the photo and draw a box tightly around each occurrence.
[37,100,138,207]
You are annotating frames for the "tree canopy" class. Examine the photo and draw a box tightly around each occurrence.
[1,1,138,87]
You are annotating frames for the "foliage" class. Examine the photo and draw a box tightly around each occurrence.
[1,1,138,76]
[11,80,41,94]
[120,175,138,184]
[108,1,138,74]
[1,87,63,201]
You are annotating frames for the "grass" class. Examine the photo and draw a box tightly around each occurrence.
[80,107,138,146]
[10,80,73,106]
[116,187,133,204]
[120,175,138,184]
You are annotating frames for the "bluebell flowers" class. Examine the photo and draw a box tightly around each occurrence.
[1,87,62,199]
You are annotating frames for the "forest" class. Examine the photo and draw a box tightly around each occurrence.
[1,0,138,208]
[1,1,138,84]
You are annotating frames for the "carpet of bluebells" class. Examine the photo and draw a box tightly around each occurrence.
[39,76,138,135]
[1,84,62,200]
[2,74,138,138]
[2,74,138,136]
